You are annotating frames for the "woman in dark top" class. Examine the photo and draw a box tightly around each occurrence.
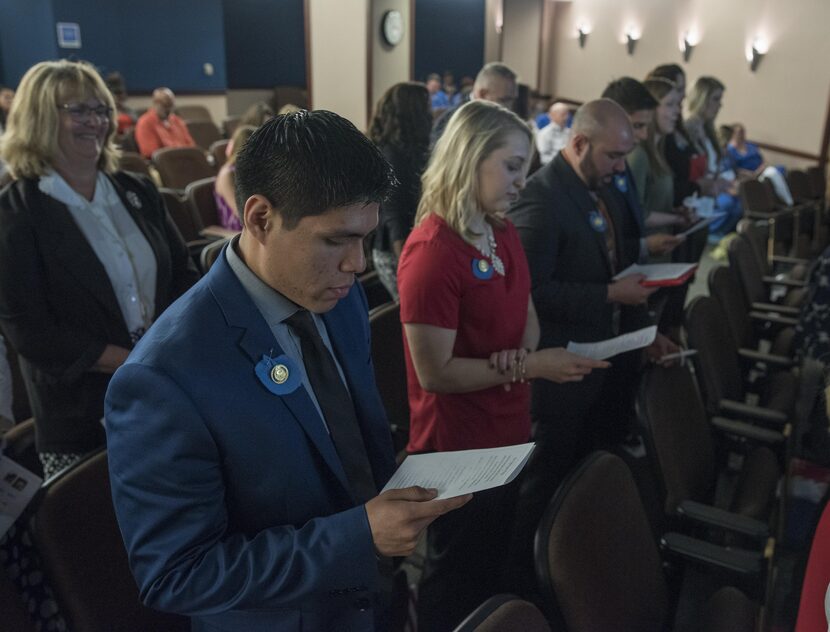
[368,82,432,300]
[0,60,198,477]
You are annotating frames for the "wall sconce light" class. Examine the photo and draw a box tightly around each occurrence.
[625,26,640,55]
[747,36,768,72]
[680,30,697,62]
[577,23,591,48]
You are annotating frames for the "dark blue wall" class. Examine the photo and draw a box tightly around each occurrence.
[0,0,57,86]
[414,0,485,84]
[223,0,306,89]
[0,0,228,92]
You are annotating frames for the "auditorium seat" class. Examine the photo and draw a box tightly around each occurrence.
[175,104,213,123]
[736,219,808,282]
[452,594,551,632]
[200,238,228,272]
[3,335,33,423]
[30,450,190,632]
[185,177,237,240]
[534,451,758,632]
[222,116,241,138]
[740,179,796,255]
[685,295,798,428]
[708,265,796,359]
[117,151,151,178]
[209,139,230,170]
[152,147,215,191]
[368,302,409,454]
[637,364,781,528]
[186,120,223,151]
[3,418,41,478]
[159,187,213,265]
[358,270,392,311]
[273,85,308,110]
[728,234,806,313]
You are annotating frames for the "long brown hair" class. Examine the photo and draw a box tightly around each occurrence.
[368,82,432,155]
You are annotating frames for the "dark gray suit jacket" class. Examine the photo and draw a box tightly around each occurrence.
[507,153,651,350]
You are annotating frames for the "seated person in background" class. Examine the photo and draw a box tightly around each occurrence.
[104,72,137,135]
[535,101,571,165]
[278,103,301,116]
[214,125,257,233]
[106,110,469,631]
[725,122,794,205]
[239,101,275,128]
[134,87,196,158]
[0,85,13,133]
[427,73,450,111]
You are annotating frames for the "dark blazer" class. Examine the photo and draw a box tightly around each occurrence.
[105,252,396,631]
[507,153,650,349]
[0,171,198,454]
[604,164,646,267]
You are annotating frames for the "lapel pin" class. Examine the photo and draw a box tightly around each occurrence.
[472,258,494,280]
[126,191,142,209]
[255,354,301,395]
[589,210,607,233]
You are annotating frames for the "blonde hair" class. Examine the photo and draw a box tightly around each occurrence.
[227,125,257,166]
[0,60,120,179]
[416,100,530,239]
[686,76,725,159]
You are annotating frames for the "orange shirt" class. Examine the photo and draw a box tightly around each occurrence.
[134,109,196,158]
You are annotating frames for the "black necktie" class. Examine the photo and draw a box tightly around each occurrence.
[286,309,377,503]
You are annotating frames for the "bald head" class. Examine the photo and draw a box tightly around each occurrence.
[571,98,633,141]
[152,87,175,120]
[548,102,570,126]
[564,99,636,190]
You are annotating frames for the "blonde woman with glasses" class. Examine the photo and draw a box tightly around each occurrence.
[397,99,606,630]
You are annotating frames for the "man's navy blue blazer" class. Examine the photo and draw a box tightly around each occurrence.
[105,250,396,631]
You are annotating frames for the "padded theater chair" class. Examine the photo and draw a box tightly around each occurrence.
[209,139,230,170]
[740,179,795,253]
[185,120,223,151]
[117,151,152,178]
[534,452,758,632]
[185,177,237,240]
[708,265,796,359]
[30,450,190,632]
[158,187,213,267]
[737,218,809,285]
[685,296,798,431]
[368,302,409,456]
[174,104,213,123]
[3,418,42,478]
[200,237,228,272]
[636,364,782,533]
[728,233,806,313]
[0,571,34,632]
[452,594,551,632]
[152,146,215,191]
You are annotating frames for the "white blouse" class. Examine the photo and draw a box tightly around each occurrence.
[39,171,157,341]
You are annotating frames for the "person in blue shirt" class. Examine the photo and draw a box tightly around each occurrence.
[427,73,450,111]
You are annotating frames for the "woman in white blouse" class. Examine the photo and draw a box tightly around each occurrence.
[0,60,198,478]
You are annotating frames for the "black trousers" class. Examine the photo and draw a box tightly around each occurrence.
[417,479,520,631]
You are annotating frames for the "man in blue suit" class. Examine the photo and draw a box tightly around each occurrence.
[105,110,469,631]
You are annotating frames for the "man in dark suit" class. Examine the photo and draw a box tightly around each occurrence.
[106,111,469,632]
[506,99,677,586]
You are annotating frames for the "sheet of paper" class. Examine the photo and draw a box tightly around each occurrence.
[678,214,725,237]
[0,455,42,538]
[566,325,657,361]
[683,194,716,217]
[614,263,697,282]
[382,443,535,499]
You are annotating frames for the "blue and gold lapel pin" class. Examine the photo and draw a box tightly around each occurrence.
[472,258,495,280]
[255,353,301,395]
[589,210,607,233]
[614,174,628,193]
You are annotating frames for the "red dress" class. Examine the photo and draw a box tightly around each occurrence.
[398,214,532,453]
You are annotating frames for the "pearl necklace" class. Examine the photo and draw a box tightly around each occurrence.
[474,223,505,276]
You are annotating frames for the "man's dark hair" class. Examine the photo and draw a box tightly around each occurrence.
[648,64,684,82]
[235,109,395,228]
[601,77,658,115]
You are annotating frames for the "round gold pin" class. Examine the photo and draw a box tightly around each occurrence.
[477,259,490,273]
[270,364,289,384]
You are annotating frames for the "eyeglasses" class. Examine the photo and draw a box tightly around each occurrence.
[59,103,112,121]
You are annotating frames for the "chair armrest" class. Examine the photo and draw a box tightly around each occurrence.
[771,255,809,265]
[661,532,763,577]
[711,416,787,444]
[749,311,799,327]
[676,500,769,541]
[718,400,788,426]
[737,348,795,367]
[762,276,807,288]
[751,302,801,316]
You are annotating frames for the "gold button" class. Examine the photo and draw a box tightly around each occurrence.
[270,364,289,384]
[477,259,490,273]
